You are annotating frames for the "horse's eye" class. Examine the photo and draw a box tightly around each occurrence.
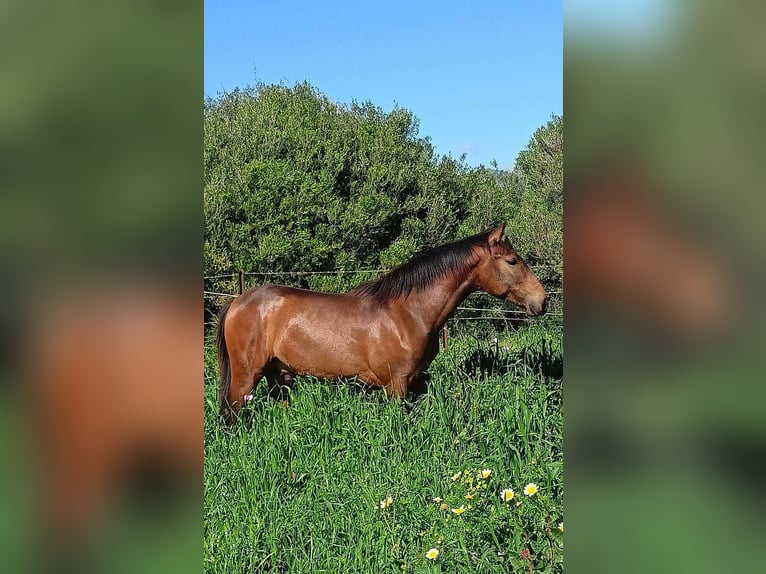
[507,258,518,266]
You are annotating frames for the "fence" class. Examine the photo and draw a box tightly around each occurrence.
[203,266,562,345]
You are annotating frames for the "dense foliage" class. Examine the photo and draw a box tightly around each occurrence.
[204,82,562,295]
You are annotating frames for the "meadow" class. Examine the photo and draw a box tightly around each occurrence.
[204,319,563,573]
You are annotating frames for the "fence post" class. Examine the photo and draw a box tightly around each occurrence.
[441,324,449,351]
[238,270,245,295]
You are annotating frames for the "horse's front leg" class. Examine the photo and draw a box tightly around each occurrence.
[384,374,413,399]
[409,372,431,397]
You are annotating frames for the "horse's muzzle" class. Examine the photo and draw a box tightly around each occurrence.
[526,295,548,317]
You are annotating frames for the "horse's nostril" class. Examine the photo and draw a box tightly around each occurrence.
[542,297,548,313]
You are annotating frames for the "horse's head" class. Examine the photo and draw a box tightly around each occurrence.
[566,167,732,341]
[475,223,548,316]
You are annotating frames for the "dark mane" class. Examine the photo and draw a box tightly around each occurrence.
[352,231,490,303]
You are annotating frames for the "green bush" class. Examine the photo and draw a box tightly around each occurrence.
[204,82,562,310]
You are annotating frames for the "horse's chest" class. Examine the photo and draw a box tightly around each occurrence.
[367,318,440,374]
[423,333,440,363]
[404,333,440,368]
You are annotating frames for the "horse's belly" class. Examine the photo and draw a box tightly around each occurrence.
[273,322,371,379]
[275,352,369,380]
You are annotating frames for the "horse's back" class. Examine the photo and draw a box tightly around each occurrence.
[235,283,361,313]
[227,283,373,344]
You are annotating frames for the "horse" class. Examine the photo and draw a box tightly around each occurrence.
[216,223,548,423]
[34,282,201,556]
[566,165,730,341]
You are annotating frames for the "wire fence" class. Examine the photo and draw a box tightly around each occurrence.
[203,266,563,333]
[206,264,562,280]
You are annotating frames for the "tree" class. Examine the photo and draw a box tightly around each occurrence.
[506,115,563,266]
[204,82,562,308]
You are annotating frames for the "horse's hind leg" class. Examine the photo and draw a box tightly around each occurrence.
[223,361,265,424]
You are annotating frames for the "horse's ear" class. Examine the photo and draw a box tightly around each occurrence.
[488,222,506,245]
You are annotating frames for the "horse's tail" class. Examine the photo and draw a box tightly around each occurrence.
[216,298,234,416]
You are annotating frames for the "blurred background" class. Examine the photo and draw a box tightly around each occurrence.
[2,0,765,571]
[0,1,201,572]
[566,0,766,572]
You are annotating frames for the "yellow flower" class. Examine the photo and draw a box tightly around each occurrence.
[523,483,538,497]
[451,505,466,515]
[500,488,515,502]
[480,469,492,479]
[465,492,474,500]
[380,496,393,509]
[439,503,449,511]
[558,522,564,532]
[451,471,462,481]
[433,497,443,503]
[425,548,439,560]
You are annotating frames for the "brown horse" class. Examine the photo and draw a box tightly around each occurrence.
[217,224,547,422]
[34,282,201,553]
[566,165,731,341]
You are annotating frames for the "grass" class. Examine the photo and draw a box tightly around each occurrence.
[204,322,563,573]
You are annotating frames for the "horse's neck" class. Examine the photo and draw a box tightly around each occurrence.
[402,273,477,333]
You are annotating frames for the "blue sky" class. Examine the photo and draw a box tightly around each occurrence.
[205,1,562,169]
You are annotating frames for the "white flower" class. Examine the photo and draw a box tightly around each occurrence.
[523,483,538,497]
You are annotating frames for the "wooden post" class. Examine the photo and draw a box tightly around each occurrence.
[441,324,449,351]
[238,270,245,295]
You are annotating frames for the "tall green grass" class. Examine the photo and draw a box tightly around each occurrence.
[204,323,562,573]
